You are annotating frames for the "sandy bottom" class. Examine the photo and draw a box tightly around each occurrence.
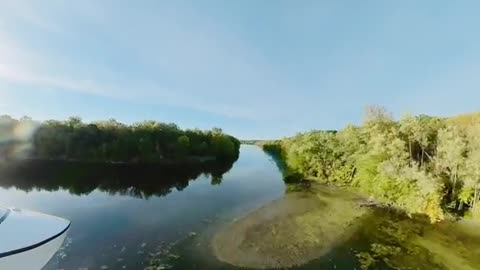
[212,185,368,268]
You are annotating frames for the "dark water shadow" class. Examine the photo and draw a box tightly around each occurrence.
[0,159,235,199]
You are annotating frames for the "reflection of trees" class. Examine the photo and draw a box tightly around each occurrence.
[0,160,235,199]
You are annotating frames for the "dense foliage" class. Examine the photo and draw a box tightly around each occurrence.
[0,115,240,163]
[263,107,480,222]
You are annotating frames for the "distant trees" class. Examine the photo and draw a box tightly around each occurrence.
[0,115,240,163]
[262,107,480,222]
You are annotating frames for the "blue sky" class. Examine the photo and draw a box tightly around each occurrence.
[0,0,479,139]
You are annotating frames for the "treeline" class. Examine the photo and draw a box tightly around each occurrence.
[240,140,268,145]
[262,106,480,222]
[0,115,240,163]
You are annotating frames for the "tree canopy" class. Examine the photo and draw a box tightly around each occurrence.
[0,115,240,163]
[262,108,480,222]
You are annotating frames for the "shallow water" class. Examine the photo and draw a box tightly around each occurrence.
[1,145,480,270]
[213,185,368,268]
[212,182,480,270]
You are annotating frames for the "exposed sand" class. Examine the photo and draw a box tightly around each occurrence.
[212,185,368,268]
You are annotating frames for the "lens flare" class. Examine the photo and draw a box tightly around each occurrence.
[0,118,39,160]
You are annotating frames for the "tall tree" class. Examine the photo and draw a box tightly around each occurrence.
[435,126,466,207]
[461,124,480,215]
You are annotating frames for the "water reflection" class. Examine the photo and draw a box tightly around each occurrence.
[0,160,234,199]
[0,146,287,270]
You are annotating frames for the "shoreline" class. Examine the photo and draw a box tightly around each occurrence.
[212,184,368,268]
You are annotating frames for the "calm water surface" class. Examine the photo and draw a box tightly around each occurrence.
[2,145,478,270]
[0,145,286,269]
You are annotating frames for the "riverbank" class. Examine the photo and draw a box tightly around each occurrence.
[212,183,480,269]
[259,111,480,223]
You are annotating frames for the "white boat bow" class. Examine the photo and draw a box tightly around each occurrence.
[0,207,70,270]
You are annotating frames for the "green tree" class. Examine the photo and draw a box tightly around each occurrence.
[436,126,466,207]
[461,124,480,215]
[177,135,191,157]
[262,107,448,222]
[211,133,236,161]
[1,115,240,163]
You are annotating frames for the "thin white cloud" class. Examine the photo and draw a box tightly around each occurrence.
[0,1,287,121]
[0,0,64,33]
[0,64,259,120]
[0,69,102,96]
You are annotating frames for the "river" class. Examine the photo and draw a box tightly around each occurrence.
[0,145,286,269]
[1,145,479,270]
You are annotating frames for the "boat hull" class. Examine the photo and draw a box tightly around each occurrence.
[0,229,67,270]
[0,207,70,270]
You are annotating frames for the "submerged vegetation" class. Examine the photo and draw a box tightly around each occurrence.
[262,107,480,222]
[350,207,480,270]
[0,115,240,163]
[213,184,368,268]
[213,183,480,270]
